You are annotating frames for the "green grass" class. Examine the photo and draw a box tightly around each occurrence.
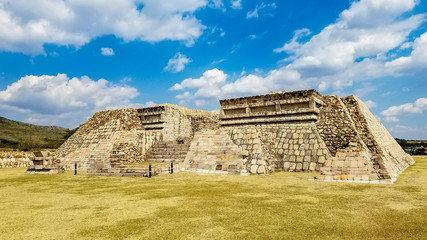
[1,156,426,239]
[0,116,68,150]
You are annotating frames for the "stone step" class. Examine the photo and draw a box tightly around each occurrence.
[149,151,188,156]
[149,148,189,152]
[149,146,190,150]
[149,159,185,163]
[148,154,187,159]
[149,156,186,159]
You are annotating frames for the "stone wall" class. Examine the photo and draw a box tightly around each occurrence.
[55,108,143,170]
[222,123,330,174]
[55,104,217,170]
[346,96,414,180]
[220,89,323,126]
[316,95,365,156]
[0,151,33,168]
[181,129,248,175]
[50,89,413,183]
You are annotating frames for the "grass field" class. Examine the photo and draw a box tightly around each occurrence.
[1,157,426,239]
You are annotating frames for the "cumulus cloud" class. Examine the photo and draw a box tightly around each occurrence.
[170,0,427,108]
[273,0,426,91]
[169,68,306,106]
[101,48,114,56]
[364,100,377,109]
[381,98,427,122]
[274,28,311,54]
[246,2,276,19]
[106,101,156,110]
[0,74,141,127]
[385,31,427,74]
[0,0,208,54]
[164,53,192,73]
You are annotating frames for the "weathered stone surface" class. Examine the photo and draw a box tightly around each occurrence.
[180,129,248,175]
[46,89,413,183]
[0,151,33,168]
[55,104,217,170]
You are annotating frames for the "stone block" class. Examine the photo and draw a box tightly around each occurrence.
[257,165,266,174]
[309,162,316,171]
[303,162,309,170]
[361,175,370,181]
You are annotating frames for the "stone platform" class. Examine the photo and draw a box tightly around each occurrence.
[36,90,413,183]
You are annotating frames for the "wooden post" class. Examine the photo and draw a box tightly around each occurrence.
[149,163,152,178]
[74,162,77,175]
[171,161,173,174]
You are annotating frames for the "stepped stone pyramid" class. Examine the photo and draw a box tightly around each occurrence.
[53,90,414,183]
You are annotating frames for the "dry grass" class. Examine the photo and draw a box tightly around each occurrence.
[1,156,426,239]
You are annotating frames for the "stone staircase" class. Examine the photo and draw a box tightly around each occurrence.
[146,139,191,163]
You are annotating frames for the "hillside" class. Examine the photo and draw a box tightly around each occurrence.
[0,116,70,150]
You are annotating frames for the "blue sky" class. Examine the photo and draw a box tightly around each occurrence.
[0,0,426,140]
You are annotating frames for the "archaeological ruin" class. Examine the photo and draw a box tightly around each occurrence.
[29,89,414,183]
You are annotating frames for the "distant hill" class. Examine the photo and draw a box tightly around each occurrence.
[0,116,71,150]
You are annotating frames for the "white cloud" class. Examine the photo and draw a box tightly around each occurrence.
[381,91,392,97]
[164,53,192,73]
[0,0,208,54]
[210,26,226,37]
[390,125,417,133]
[0,74,140,127]
[231,0,242,9]
[387,124,427,139]
[101,48,114,56]
[246,2,276,19]
[274,28,311,54]
[381,98,427,122]
[272,0,425,91]
[385,31,427,74]
[169,67,306,106]
[209,0,225,10]
[364,100,377,109]
[106,101,156,110]
[170,0,427,108]
[388,124,421,139]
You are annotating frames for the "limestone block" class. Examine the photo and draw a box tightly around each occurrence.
[309,162,316,171]
[257,165,266,174]
[250,165,258,173]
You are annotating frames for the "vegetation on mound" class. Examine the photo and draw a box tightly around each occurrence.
[0,116,76,150]
[0,156,425,239]
[396,138,427,155]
